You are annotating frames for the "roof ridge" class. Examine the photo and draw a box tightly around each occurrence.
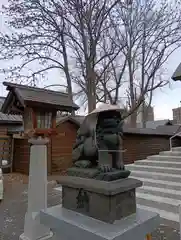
[3,82,69,97]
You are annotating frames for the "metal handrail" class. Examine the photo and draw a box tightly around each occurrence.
[98,149,127,152]
[169,126,181,150]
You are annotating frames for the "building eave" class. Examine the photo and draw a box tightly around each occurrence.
[172,63,181,81]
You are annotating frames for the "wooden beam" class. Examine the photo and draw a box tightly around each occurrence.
[6,93,23,114]
[9,105,23,114]
[14,88,25,107]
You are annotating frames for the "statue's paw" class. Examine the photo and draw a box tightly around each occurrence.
[117,165,125,170]
[74,160,92,168]
[100,165,112,172]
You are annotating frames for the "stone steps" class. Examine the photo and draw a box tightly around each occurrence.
[136,192,180,214]
[160,151,181,156]
[137,185,181,201]
[172,147,181,152]
[147,155,181,162]
[133,177,181,191]
[127,164,181,175]
[134,160,181,168]
[126,146,181,223]
[137,205,179,223]
[129,170,181,182]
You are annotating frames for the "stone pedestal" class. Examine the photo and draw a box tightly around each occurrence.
[39,205,160,240]
[20,137,53,240]
[60,176,142,223]
[36,174,160,240]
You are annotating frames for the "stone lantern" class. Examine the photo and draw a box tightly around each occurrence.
[1,82,79,240]
[23,107,57,137]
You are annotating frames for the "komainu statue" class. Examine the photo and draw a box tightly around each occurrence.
[68,104,130,181]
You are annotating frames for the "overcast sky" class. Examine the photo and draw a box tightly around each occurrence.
[0,0,181,120]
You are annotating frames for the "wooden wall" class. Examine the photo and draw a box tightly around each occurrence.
[51,121,78,174]
[123,134,181,164]
[13,121,78,175]
[0,125,12,170]
[13,139,30,174]
[12,120,181,175]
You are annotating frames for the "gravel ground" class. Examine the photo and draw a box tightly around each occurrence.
[0,174,60,240]
[0,173,180,240]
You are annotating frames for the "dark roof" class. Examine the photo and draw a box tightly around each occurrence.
[0,96,22,124]
[7,114,181,137]
[72,116,180,136]
[2,82,79,113]
[56,115,85,126]
[0,97,5,109]
[137,119,174,129]
[156,125,181,134]
[63,116,181,137]
[123,125,181,137]
[0,113,22,124]
[172,62,181,81]
[72,115,85,124]
[56,116,81,126]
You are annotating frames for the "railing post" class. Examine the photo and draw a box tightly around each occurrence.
[169,130,181,151]
[170,136,173,151]
[179,204,181,240]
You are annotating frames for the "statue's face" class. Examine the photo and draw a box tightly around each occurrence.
[98,110,121,119]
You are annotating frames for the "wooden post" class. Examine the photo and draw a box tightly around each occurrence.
[10,137,14,173]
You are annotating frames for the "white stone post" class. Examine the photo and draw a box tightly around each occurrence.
[20,137,53,240]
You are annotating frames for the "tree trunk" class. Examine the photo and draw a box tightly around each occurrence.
[142,106,147,128]
[130,112,137,128]
[65,71,75,116]
[87,66,96,113]
[61,31,75,116]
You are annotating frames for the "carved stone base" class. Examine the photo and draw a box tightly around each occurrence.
[67,167,99,179]
[59,176,142,223]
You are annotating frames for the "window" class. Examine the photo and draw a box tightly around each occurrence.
[36,111,52,129]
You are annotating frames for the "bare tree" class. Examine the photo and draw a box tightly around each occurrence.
[0,0,126,113]
[1,0,181,120]
[96,0,181,126]
[63,0,125,112]
[0,0,76,113]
